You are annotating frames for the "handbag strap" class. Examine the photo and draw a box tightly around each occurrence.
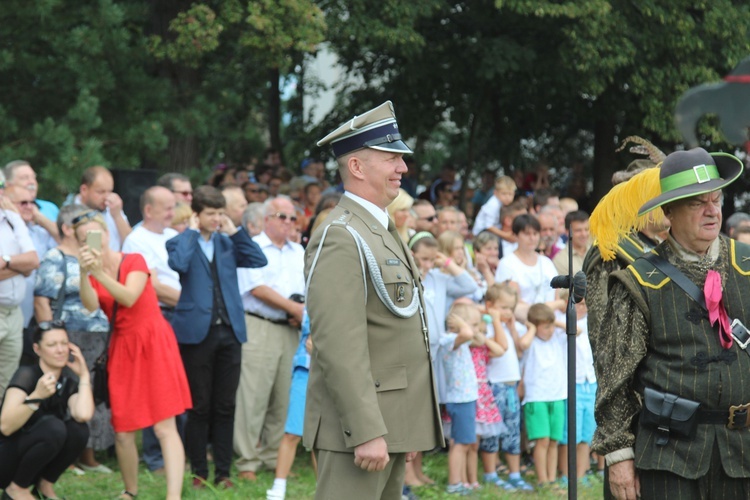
[642,251,707,311]
[51,248,68,321]
[103,258,123,346]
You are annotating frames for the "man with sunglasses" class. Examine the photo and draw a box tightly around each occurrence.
[156,172,194,204]
[0,183,39,400]
[234,196,306,482]
[3,160,60,223]
[412,199,439,235]
[6,186,57,329]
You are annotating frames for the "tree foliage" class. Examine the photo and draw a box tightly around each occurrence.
[0,0,325,202]
[318,0,750,202]
[3,0,750,205]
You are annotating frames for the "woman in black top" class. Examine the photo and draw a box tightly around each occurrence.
[0,321,94,500]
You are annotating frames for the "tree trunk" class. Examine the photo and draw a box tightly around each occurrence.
[268,67,282,160]
[592,115,617,205]
[167,136,200,173]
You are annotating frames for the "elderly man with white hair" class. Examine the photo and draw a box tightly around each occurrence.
[234,196,305,482]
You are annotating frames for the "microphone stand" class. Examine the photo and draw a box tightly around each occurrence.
[564,242,576,500]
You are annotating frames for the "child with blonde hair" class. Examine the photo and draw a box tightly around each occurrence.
[467,306,506,490]
[441,301,479,495]
[481,283,533,491]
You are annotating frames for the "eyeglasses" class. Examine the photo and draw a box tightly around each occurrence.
[72,211,99,226]
[420,215,437,222]
[270,212,298,223]
[38,319,66,331]
[16,200,36,207]
[173,190,193,197]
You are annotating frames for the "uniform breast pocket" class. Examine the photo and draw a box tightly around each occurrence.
[375,264,412,314]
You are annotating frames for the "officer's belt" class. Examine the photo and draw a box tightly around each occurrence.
[698,404,750,430]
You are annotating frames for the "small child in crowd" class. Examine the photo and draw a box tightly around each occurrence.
[467,311,505,490]
[557,299,597,485]
[266,311,314,500]
[482,283,534,491]
[441,302,480,496]
[518,303,567,487]
[408,232,478,488]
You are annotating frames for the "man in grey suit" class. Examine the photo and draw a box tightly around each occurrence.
[305,101,443,499]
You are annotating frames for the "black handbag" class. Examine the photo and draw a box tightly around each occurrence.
[92,263,121,407]
[640,387,701,446]
[21,249,68,365]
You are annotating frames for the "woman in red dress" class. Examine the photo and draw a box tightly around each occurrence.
[76,212,191,500]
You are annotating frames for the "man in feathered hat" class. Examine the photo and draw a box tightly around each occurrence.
[584,137,669,353]
[593,147,750,499]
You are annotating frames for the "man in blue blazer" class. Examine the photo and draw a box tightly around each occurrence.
[167,185,267,488]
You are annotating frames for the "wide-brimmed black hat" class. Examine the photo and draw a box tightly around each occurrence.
[638,147,743,215]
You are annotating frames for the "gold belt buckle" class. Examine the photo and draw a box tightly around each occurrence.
[728,403,750,430]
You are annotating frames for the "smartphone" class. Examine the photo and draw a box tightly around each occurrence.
[86,230,102,251]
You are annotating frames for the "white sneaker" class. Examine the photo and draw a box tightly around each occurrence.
[266,488,286,500]
[77,463,114,474]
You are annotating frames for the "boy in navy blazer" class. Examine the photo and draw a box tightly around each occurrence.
[167,186,267,487]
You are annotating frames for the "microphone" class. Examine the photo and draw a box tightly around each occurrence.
[549,271,587,303]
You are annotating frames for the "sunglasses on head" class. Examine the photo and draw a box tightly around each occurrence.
[271,212,297,223]
[38,319,66,331]
[72,211,99,226]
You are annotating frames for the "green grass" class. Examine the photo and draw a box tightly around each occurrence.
[43,448,605,499]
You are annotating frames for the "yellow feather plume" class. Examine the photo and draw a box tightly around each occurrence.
[590,167,664,261]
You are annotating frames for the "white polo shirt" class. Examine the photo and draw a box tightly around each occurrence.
[122,225,181,305]
[0,210,35,307]
[238,231,305,322]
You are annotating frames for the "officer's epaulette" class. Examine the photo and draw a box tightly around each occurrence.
[730,238,750,276]
[615,233,646,265]
[626,250,670,290]
[331,210,354,226]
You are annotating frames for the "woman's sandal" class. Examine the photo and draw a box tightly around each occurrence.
[119,491,137,499]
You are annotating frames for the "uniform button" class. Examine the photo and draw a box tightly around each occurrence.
[396,274,402,279]
[371,224,378,230]
[344,210,350,214]
[374,380,381,388]
[344,429,351,436]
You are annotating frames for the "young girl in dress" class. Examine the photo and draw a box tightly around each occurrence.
[466,303,506,490]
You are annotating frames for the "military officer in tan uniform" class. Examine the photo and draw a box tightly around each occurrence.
[304,101,443,499]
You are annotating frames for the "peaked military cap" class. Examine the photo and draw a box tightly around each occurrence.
[638,147,743,215]
[317,101,413,158]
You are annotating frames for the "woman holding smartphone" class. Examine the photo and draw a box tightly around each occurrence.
[74,212,191,500]
[0,322,94,500]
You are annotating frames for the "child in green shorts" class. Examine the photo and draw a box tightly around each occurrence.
[518,303,567,486]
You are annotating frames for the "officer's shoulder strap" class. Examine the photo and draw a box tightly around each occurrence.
[627,250,671,290]
[615,233,646,265]
[730,237,750,276]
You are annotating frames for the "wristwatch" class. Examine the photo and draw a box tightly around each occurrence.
[24,397,40,411]
[1,255,10,270]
